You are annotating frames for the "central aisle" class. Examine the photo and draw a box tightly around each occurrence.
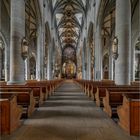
[2,80,139,140]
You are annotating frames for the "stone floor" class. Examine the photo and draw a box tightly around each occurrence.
[1,80,140,140]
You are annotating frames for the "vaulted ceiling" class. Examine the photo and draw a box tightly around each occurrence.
[52,0,88,50]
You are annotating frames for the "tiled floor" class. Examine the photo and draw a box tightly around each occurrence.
[1,80,140,140]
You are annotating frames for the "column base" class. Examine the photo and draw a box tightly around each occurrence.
[7,80,26,85]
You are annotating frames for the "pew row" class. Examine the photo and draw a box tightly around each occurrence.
[0,85,43,107]
[95,86,139,107]
[117,93,140,136]
[102,87,140,118]
[0,91,36,118]
[0,95,22,135]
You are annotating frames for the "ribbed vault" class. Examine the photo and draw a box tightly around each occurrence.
[52,0,87,50]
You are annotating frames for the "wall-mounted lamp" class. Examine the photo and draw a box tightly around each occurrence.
[21,37,29,60]
[112,36,118,60]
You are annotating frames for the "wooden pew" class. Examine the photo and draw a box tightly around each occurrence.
[0,90,35,118]
[87,81,101,97]
[90,81,115,101]
[117,93,140,136]
[25,82,44,106]
[131,81,140,86]
[26,80,48,101]
[0,85,43,107]
[39,81,49,101]
[74,79,115,99]
[103,87,140,117]
[95,86,116,107]
[46,81,53,96]
[0,81,6,85]
[96,86,139,107]
[0,95,22,135]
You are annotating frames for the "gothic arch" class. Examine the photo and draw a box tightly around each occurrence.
[87,22,94,79]
[25,0,41,39]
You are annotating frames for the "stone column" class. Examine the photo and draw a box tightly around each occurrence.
[115,0,131,85]
[109,47,114,80]
[94,25,102,81]
[87,45,91,80]
[25,57,30,80]
[8,0,25,84]
[5,46,9,81]
[47,42,52,80]
[36,2,45,81]
[82,40,86,79]
[36,23,45,80]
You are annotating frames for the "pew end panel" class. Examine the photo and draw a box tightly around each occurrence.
[130,99,140,135]
[0,96,22,135]
[117,93,140,136]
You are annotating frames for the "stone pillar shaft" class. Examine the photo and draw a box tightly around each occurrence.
[82,50,85,79]
[25,58,30,80]
[47,43,52,80]
[109,48,114,80]
[36,24,45,80]
[115,0,131,85]
[82,41,86,79]
[87,45,91,80]
[94,26,102,81]
[8,0,25,84]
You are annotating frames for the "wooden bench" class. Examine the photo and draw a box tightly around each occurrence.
[26,80,48,101]
[74,79,115,99]
[0,95,22,135]
[131,81,140,86]
[117,93,140,136]
[95,86,139,107]
[0,81,6,85]
[103,87,140,117]
[90,82,115,101]
[47,81,53,96]
[0,90,35,118]
[1,85,43,107]
[87,81,101,97]
[95,86,116,107]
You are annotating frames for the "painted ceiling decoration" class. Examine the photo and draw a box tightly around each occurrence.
[62,45,76,63]
[52,0,87,50]
[25,0,38,39]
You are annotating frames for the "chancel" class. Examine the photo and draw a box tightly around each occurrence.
[0,0,140,140]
